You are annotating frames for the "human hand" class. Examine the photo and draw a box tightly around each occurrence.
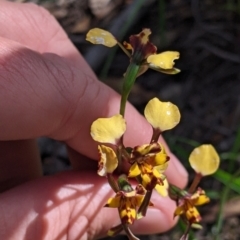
[0,1,188,239]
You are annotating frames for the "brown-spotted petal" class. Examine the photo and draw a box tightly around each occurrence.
[129,28,157,63]
[155,178,169,197]
[105,194,122,208]
[97,145,118,176]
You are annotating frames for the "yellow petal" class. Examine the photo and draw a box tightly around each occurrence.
[189,144,220,176]
[186,206,201,223]
[105,195,121,208]
[149,65,181,75]
[86,28,117,47]
[119,198,136,224]
[154,147,169,166]
[194,195,210,206]
[144,98,181,131]
[174,205,184,217]
[128,163,141,178]
[97,145,118,176]
[90,114,126,144]
[147,51,180,69]
[137,28,151,44]
[141,173,152,188]
[133,143,152,156]
[155,162,168,173]
[155,179,169,197]
[135,195,144,207]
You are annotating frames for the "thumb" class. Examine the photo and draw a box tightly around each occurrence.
[0,171,178,239]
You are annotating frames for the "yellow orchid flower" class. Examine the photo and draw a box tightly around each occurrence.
[86,28,180,75]
[128,143,169,191]
[105,176,147,225]
[189,144,220,176]
[144,97,181,132]
[174,188,210,224]
[106,192,143,224]
[97,145,118,176]
[90,114,126,144]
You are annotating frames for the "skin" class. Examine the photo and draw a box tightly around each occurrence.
[0,1,188,239]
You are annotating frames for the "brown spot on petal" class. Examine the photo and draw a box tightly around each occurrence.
[129,29,157,64]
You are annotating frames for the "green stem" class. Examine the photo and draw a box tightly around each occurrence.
[169,184,188,200]
[120,63,140,116]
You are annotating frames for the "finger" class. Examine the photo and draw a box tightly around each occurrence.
[0,1,188,187]
[0,36,187,188]
[0,1,84,68]
[0,140,42,192]
[0,171,178,239]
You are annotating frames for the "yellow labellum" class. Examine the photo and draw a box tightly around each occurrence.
[98,145,118,176]
[90,114,126,144]
[144,97,181,131]
[155,178,169,197]
[147,51,180,69]
[86,28,117,47]
[189,144,220,176]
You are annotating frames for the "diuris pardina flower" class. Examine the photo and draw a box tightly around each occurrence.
[105,176,152,238]
[170,144,220,237]
[128,142,169,196]
[174,188,210,224]
[86,28,180,76]
[105,180,146,225]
